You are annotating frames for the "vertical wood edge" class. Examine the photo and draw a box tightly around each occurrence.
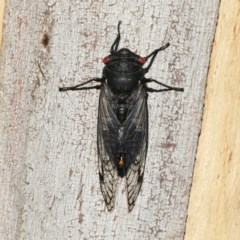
[0,0,6,139]
[0,0,5,47]
[185,0,240,239]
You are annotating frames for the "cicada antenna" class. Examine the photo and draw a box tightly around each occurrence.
[110,21,122,53]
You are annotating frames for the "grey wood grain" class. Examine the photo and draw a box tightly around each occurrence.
[0,1,219,239]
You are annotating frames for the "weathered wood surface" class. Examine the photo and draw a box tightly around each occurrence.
[0,1,219,239]
[0,0,5,46]
[185,0,240,239]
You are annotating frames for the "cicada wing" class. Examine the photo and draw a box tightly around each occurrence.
[98,83,148,211]
[97,83,121,211]
[122,84,148,211]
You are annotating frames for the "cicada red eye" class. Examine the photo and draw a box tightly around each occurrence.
[138,57,146,64]
[102,56,110,63]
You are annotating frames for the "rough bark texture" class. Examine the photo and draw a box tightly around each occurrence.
[0,1,219,239]
[185,0,240,239]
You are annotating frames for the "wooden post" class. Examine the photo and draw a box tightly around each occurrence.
[185,0,240,239]
[0,1,219,239]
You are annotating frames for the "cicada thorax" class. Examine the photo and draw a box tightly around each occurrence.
[102,48,145,95]
[104,66,144,94]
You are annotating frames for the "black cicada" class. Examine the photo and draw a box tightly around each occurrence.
[59,21,183,211]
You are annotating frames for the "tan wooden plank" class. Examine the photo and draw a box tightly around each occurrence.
[185,0,240,239]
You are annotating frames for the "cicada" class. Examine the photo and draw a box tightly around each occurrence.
[59,21,183,211]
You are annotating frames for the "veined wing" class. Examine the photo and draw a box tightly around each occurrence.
[97,83,148,211]
[97,83,121,211]
[122,84,148,211]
